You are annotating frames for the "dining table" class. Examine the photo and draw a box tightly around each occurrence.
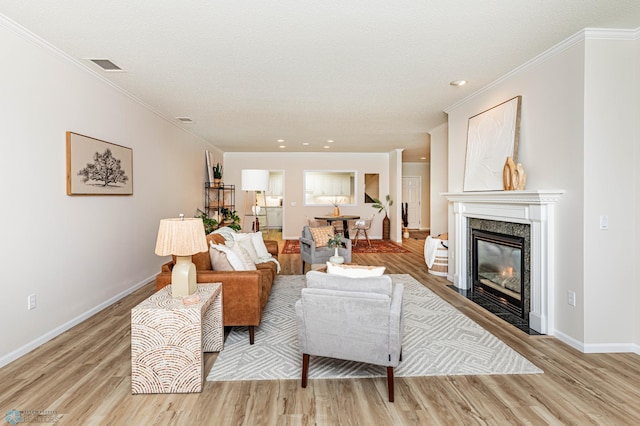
[314,214,360,239]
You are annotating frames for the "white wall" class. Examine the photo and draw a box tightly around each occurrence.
[0,18,209,366]
[428,123,448,236]
[223,153,391,240]
[445,30,639,351]
[402,162,430,230]
[583,37,637,347]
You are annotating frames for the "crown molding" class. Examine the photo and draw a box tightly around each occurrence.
[0,13,208,145]
[584,27,640,40]
[445,27,640,113]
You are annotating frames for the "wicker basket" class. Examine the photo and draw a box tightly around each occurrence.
[428,239,448,277]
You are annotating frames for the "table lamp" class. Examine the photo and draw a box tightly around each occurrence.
[155,214,208,297]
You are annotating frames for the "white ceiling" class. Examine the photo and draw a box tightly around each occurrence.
[2,1,640,162]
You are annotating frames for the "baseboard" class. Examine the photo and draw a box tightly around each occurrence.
[553,329,640,354]
[0,274,155,369]
[582,342,640,354]
[552,330,585,352]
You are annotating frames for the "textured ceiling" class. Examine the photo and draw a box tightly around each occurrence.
[2,1,640,162]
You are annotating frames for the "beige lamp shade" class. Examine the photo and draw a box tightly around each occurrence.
[155,217,208,256]
[155,217,207,297]
[241,169,270,191]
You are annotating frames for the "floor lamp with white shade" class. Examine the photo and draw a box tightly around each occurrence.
[241,169,270,234]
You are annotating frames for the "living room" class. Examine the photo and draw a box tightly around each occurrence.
[1,3,640,424]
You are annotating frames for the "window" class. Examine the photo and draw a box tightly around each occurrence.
[303,171,355,206]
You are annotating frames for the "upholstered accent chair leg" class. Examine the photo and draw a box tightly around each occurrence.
[302,261,306,274]
[249,326,255,344]
[301,354,310,388]
[386,366,395,402]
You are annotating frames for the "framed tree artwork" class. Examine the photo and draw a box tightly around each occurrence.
[66,132,133,195]
[463,96,522,191]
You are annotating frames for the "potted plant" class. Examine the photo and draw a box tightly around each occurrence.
[372,194,393,240]
[213,163,223,186]
[327,233,345,264]
[221,207,242,232]
[195,210,219,234]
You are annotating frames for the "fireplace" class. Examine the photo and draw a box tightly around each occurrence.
[472,228,527,319]
[444,190,564,335]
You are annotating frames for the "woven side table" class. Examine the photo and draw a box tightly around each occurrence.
[131,283,222,394]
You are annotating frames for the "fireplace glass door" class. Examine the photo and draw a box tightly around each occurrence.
[472,229,525,317]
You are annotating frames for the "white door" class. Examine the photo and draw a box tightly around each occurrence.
[402,177,421,229]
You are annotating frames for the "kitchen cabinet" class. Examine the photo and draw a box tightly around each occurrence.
[266,207,282,230]
[268,173,283,196]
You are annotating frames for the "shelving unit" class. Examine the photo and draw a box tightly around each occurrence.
[204,183,235,228]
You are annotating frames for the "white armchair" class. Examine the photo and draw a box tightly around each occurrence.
[295,271,405,402]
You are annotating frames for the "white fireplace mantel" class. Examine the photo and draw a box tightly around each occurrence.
[444,190,564,334]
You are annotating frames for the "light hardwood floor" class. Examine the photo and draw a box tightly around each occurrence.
[1,233,639,425]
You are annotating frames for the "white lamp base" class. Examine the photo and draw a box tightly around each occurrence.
[172,255,197,297]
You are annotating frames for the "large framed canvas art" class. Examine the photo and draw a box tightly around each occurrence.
[66,132,133,195]
[463,96,522,191]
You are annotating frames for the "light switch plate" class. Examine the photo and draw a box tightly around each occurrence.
[599,215,609,230]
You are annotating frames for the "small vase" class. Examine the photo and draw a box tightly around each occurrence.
[329,247,344,264]
[333,206,340,216]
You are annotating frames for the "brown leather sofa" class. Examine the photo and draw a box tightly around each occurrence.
[155,233,279,344]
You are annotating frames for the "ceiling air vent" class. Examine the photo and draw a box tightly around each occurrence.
[176,117,194,123]
[88,58,123,71]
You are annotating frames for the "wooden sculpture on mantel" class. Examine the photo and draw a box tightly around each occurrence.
[503,156,526,190]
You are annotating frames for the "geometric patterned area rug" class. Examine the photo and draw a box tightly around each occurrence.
[206,275,543,382]
[281,239,410,254]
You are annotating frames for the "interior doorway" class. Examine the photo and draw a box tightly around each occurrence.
[402,176,421,229]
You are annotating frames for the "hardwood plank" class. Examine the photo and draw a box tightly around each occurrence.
[0,232,638,425]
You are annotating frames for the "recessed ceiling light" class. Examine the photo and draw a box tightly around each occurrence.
[450,80,467,86]
[277,139,284,143]
[420,157,427,160]
[176,117,194,123]
[279,145,286,149]
[88,58,124,72]
[327,140,334,143]
[302,142,310,146]
[323,145,330,149]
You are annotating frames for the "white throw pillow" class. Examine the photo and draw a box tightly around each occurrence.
[210,242,246,271]
[226,241,257,270]
[231,233,260,263]
[249,232,271,258]
[326,262,386,278]
[209,245,234,271]
[232,232,272,262]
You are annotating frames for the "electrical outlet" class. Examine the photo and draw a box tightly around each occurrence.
[567,291,576,307]
[28,293,37,310]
